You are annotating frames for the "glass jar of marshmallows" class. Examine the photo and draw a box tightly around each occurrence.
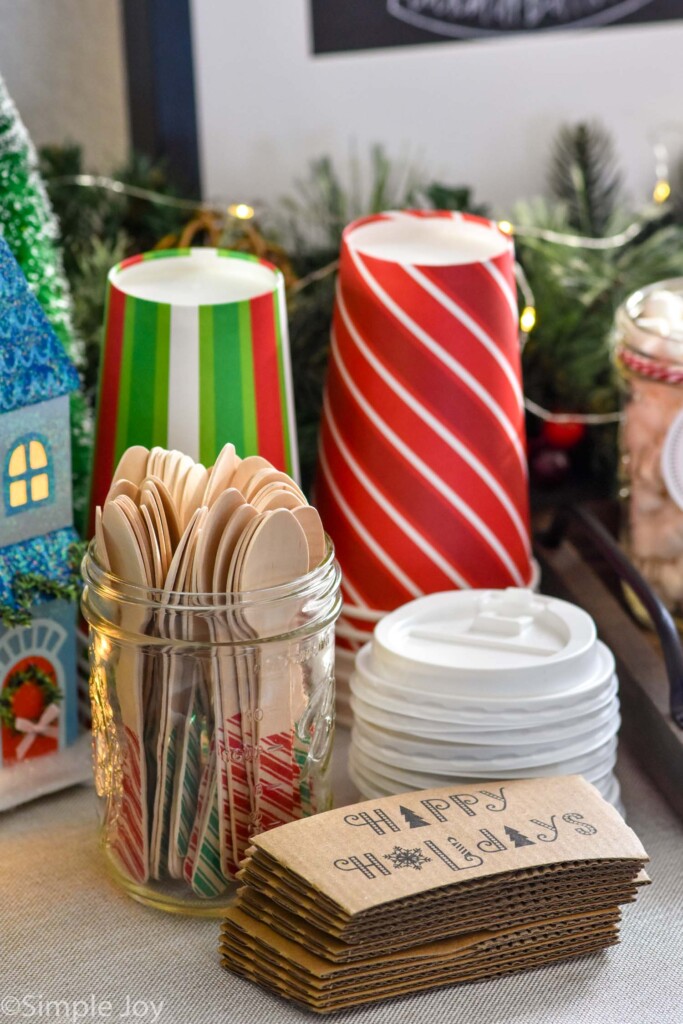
[614,279,683,624]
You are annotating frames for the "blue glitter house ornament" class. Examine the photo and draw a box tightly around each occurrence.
[0,236,80,769]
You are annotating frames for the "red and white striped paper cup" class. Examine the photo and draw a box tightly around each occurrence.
[315,211,533,708]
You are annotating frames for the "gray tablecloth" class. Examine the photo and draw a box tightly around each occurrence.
[2,731,682,1024]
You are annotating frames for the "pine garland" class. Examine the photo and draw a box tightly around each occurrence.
[0,542,86,629]
[41,146,189,405]
[517,125,683,486]
[37,127,683,498]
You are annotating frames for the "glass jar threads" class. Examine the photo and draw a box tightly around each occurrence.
[614,279,683,622]
[81,539,341,914]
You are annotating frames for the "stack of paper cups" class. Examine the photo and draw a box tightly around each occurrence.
[314,212,533,721]
[349,589,623,811]
[90,248,298,528]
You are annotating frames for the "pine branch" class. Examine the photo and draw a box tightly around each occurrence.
[274,145,425,254]
[549,122,623,237]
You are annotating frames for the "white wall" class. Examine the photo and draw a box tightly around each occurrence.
[0,0,128,170]
[191,0,683,214]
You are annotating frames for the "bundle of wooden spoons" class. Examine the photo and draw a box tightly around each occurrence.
[97,443,325,586]
[92,443,333,898]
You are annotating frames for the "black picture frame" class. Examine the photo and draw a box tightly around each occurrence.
[310,0,683,55]
[121,0,201,196]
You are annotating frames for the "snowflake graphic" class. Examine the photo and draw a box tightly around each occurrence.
[383,845,432,871]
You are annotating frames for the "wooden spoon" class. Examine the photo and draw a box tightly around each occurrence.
[179,463,209,529]
[100,480,151,883]
[243,468,306,504]
[237,509,309,595]
[140,486,172,578]
[164,506,205,594]
[205,498,257,872]
[112,445,149,487]
[106,477,140,504]
[170,453,195,507]
[158,449,182,493]
[213,504,259,593]
[253,485,306,512]
[147,446,165,477]
[152,505,207,881]
[141,475,181,552]
[193,488,245,594]
[203,443,239,508]
[235,509,309,839]
[176,511,206,594]
[292,506,326,571]
[94,506,111,571]
[102,500,149,585]
[140,504,164,588]
[227,513,265,596]
[221,511,266,837]
[114,495,154,586]
[231,455,273,496]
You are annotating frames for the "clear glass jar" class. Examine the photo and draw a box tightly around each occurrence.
[81,539,341,915]
[614,279,683,625]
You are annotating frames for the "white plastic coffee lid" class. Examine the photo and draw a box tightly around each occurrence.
[372,589,598,698]
[348,754,622,810]
[349,689,619,745]
[352,709,620,768]
[351,726,618,777]
[350,735,617,789]
[356,640,615,716]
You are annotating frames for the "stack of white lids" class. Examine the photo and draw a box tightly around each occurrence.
[336,562,542,727]
[349,588,622,810]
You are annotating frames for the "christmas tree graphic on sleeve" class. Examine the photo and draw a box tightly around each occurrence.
[504,826,536,848]
[400,805,430,828]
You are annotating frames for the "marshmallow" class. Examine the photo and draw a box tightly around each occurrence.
[641,289,683,325]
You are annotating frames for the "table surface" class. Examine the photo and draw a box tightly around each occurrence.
[2,729,682,1024]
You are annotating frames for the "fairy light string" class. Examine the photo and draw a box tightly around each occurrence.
[49,174,258,219]
[51,172,677,427]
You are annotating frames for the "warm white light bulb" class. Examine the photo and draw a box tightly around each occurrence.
[228,203,255,220]
[653,180,671,204]
[520,306,537,333]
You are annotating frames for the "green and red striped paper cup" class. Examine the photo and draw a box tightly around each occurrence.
[90,248,298,525]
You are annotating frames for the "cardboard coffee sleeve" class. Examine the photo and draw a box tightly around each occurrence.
[220,775,648,1012]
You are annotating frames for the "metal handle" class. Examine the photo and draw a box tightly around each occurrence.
[540,505,683,728]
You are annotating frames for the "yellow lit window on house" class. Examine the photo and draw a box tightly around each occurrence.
[8,445,27,477]
[31,474,49,502]
[9,479,27,508]
[5,436,53,515]
[29,440,48,469]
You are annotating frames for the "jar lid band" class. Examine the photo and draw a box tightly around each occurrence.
[616,346,683,385]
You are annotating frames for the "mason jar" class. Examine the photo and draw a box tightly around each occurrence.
[81,539,341,914]
[614,279,683,624]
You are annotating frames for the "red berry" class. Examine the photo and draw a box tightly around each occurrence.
[540,420,586,450]
[11,681,46,721]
